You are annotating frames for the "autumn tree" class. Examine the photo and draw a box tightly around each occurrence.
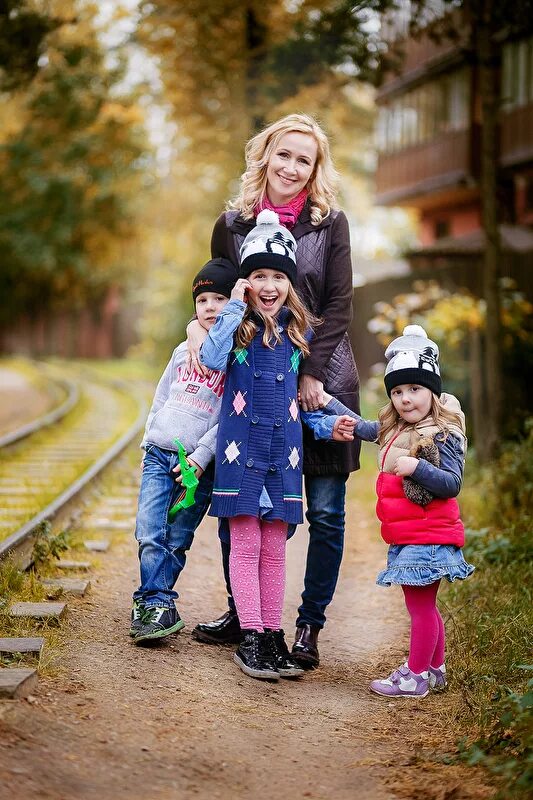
[0,1,150,326]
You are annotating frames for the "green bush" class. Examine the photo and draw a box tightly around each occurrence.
[445,421,533,798]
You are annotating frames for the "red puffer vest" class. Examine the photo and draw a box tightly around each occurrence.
[375,408,465,547]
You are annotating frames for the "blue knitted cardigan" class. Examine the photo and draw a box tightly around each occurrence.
[200,299,305,524]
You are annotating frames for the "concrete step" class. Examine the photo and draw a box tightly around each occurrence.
[99,497,136,506]
[84,540,109,552]
[42,578,90,597]
[9,602,67,621]
[0,637,45,657]
[56,560,91,571]
[80,519,134,530]
[0,668,38,698]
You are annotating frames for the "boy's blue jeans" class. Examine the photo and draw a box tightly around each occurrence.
[133,444,214,609]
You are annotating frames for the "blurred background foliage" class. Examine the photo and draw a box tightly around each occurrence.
[0,1,150,324]
[1,0,413,364]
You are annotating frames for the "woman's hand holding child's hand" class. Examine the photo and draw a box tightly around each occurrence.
[332,415,356,441]
[172,458,203,483]
[393,456,418,476]
[231,278,251,302]
[299,375,325,411]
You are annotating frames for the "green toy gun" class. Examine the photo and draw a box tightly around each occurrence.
[168,439,199,522]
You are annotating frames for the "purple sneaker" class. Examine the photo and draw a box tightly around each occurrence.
[429,664,447,690]
[370,663,429,698]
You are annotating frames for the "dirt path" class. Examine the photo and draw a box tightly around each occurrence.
[0,469,493,800]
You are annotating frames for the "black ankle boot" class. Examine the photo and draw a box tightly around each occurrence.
[291,624,320,668]
[192,610,242,644]
[234,631,279,681]
[265,629,304,678]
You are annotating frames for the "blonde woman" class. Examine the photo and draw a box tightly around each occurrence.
[191,114,360,668]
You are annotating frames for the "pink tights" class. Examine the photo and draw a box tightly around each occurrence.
[229,515,288,632]
[402,581,446,674]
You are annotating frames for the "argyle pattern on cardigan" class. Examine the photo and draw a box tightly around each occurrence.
[209,311,304,524]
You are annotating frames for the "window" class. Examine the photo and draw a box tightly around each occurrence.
[377,67,471,153]
[502,36,533,110]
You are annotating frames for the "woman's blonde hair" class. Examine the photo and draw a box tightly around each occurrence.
[377,393,466,446]
[229,113,339,226]
[235,283,320,357]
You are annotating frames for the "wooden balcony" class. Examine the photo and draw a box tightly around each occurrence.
[379,11,469,98]
[501,104,533,168]
[375,129,476,208]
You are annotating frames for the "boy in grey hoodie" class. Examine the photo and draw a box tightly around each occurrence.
[131,258,238,643]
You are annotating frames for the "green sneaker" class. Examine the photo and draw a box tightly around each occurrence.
[129,600,145,637]
[134,605,185,643]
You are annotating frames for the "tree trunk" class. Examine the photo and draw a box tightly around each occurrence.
[476,0,503,461]
[245,4,268,132]
[468,326,485,458]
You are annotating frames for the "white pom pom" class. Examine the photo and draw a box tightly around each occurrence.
[256,209,279,225]
[403,324,427,338]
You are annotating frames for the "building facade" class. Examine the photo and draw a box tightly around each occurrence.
[374,5,533,293]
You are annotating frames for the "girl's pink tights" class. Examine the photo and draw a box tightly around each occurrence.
[402,581,445,674]
[229,515,288,632]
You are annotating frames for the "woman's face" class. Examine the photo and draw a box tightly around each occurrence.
[247,268,290,317]
[266,132,317,206]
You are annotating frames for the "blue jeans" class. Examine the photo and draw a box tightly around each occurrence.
[133,444,214,608]
[296,473,348,629]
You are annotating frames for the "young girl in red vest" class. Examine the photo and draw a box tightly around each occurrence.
[305,325,474,697]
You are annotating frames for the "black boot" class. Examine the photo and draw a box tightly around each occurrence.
[192,610,242,644]
[234,630,279,681]
[265,629,304,678]
[291,624,320,668]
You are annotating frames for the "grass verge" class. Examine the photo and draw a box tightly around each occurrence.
[442,422,533,798]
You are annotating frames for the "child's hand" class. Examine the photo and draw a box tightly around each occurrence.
[332,415,356,441]
[173,458,203,483]
[186,319,209,376]
[231,278,251,303]
[393,456,419,476]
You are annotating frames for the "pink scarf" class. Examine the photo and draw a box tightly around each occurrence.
[255,188,308,229]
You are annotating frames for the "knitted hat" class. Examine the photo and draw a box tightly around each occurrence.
[239,209,297,284]
[192,258,238,301]
[384,324,441,397]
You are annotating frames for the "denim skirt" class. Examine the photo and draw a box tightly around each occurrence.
[376,543,475,587]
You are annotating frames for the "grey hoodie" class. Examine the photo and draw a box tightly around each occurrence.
[141,341,226,470]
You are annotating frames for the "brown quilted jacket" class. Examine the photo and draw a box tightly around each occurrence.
[210,202,360,475]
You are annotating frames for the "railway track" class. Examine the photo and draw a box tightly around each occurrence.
[0,362,147,567]
[0,368,79,449]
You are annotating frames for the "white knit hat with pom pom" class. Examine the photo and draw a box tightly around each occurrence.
[384,324,441,397]
[239,209,297,284]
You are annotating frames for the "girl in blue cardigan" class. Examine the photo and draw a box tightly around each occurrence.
[200,210,326,681]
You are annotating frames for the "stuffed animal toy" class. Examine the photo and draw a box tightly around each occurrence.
[403,435,440,506]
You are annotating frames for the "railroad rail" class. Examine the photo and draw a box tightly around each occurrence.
[0,372,79,449]
[0,364,146,567]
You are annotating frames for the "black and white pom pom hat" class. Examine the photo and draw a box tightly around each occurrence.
[384,324,442,397]
[239,209,297,284]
